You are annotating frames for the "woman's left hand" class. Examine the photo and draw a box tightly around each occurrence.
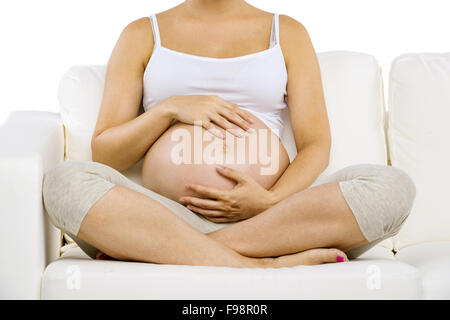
[179,166,275,223]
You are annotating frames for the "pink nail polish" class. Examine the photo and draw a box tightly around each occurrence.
[336,256,345,263]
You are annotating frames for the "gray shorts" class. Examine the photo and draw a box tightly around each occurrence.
[42,161,416,260]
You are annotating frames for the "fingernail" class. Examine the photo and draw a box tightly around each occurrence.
[336,256,345,263]
[212,129,224,139]
[234,130,244,137]
[247,127,256,133]
[217,165,225,171]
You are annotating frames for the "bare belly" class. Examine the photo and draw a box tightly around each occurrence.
[142,115,290,202]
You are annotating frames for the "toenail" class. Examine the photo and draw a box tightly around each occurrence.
[336,256,345,262]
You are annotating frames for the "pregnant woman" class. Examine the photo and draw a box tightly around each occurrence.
[43,0,416,268]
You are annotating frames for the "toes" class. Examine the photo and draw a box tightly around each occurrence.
[308,248,348,265]
[270,248,350,268]
[332,249,348,263]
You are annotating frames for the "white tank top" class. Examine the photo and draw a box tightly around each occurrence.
[143,13,288,137]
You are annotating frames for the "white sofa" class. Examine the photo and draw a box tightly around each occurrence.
[1,51,449,300]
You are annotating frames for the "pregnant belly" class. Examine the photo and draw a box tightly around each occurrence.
[141,116,290,203]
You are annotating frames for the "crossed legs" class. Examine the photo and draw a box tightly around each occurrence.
[43,161,415,267]
[78,184,348,267]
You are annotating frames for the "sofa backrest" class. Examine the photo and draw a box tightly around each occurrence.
[388,53,450,250]
[288,51,388,186]
[58,51,388,186]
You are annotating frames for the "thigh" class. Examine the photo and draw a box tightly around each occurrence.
[44,160,233,258]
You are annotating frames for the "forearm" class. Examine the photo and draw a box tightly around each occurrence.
[268,141,330,205]
[92,99,174,171]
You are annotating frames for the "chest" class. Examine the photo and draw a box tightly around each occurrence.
[158,17,273,60]
[143,47,287,108]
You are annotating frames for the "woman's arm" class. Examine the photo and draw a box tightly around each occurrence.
[267,15,331,205]
[91,18,174,172]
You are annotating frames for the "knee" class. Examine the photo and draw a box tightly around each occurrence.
[42,161,110,231]
[371,165,416,234]
[340,164,416,240]
[382,165,415,211]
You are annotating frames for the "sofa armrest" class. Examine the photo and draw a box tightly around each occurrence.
[0,111,64,299]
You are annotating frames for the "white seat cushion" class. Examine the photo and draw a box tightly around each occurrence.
[388,53,450,250]
[41,246,420,300]
[395,241,450,299]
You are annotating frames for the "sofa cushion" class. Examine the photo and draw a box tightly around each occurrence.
[388,53,450,250]
[395,241,450,299]
[41,246,420,300]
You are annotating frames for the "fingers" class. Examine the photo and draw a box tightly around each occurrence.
[185,204,236,223]
[210,96,254,133]
[235,108,255,125]
[217,109,253,133]
[210,114,246,138]
[220,100,255,125]
[216,165,247,183]
[186,204,222,217]
[209,114,235,132]
[179,196,225,210]
[202,120,225,139]
[185,183,226,199]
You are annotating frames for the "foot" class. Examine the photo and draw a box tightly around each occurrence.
[254,248,348,268]
[274,248,348,267]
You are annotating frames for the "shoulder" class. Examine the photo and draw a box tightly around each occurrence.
[115,17,154,66]
[278,14,314,66]
[278,14,310,42]
[120,17,154,46]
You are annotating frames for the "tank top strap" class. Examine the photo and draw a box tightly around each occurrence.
[269,13,280,48]
[149,14,161,47]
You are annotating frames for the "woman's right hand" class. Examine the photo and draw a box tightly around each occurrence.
[164,95,255,138]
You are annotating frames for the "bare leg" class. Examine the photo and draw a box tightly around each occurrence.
[208,182,367,258]
[78,185,253,267]
[78,185,348,267]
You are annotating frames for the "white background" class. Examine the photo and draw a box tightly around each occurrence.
[0,0,449,125]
